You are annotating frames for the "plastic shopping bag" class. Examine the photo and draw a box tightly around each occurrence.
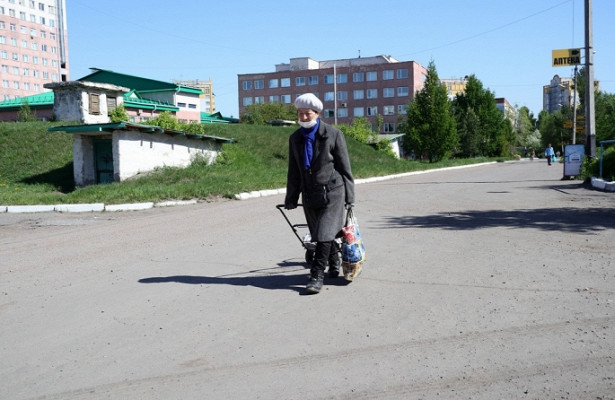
[341,207,365,281]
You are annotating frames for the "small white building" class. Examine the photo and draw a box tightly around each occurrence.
[45,81,129,124]
[46,81,234,187]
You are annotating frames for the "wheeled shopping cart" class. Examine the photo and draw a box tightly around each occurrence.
[276,204,317,264]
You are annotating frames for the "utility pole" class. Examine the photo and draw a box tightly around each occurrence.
[584,0,596,157]
[333,64,338,125]
[572,65,578,144]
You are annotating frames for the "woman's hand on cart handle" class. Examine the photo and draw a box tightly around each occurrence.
[285,202,298,210]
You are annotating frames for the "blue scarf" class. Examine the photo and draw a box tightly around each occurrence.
[301,119,320,170]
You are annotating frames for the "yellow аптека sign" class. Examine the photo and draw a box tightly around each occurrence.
[552,48,581,67]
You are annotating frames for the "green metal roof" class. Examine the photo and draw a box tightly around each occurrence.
[201,111,239,124]
[48,121,235,144]
[123,90,178,112]
[0,92,54,110]
[79,68,203,95]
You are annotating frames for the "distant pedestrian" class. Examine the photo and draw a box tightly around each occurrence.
[530,149,535,161]
[545,144,555,166]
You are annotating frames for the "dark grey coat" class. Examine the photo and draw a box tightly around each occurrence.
[285,120,355,242]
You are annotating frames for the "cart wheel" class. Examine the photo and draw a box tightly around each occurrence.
[305,250,315,265]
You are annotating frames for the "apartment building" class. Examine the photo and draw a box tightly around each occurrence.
[543,74,576,114]
[0,0,68,101]
[238,55,427,133]
[175,78,215,114]
[440,77,468,101]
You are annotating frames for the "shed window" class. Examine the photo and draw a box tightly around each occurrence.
[89,93,101,115]
[106,96,117,113]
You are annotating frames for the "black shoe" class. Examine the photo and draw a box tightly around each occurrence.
[328,265,340,279]
[306,270,324,294]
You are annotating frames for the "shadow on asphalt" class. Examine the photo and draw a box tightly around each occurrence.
[381,207,615,234]
[138,262,350,294]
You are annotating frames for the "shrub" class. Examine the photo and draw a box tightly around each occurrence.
[582,146,615,181]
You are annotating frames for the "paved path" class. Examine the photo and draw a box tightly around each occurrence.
[1,159,613,399]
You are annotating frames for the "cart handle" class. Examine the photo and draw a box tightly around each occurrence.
[276,204,307,245]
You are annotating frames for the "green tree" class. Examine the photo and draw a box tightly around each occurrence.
[109,103,128,123]
[595,91,615,142]
[147,111,180,130]
[456,107,482,157]
[514,106,537,147]
[17,101,38,122]
[399,60,457,162]
[452,75,510,157]
[240,103,297,125]
[538,110,568,154]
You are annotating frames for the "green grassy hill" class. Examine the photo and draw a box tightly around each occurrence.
[0,121,490,205]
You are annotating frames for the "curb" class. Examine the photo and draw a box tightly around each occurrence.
[591,177,615,192]
[2,163,611,213]
[1,200,198,214]
[233,162,497,200]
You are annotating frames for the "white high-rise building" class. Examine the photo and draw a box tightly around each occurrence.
[0,0,68,101]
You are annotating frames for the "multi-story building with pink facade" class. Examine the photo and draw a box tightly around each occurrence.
[0,0,68,101]
[238,55,427,133]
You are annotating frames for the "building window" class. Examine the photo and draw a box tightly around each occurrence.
[383,70,394,80]
[366,89,378,99]
[337,91,347,101]
[281,94,291,103]
[323,109,334,118]
[324,74,334,84]
[177,102,186,108]
[383,123,395,133]
[188,104,197,109]
[106,97,117,113]
[383,88,394,98]
[269,78,278,88]
[353,107,364,117]
[397,69,408,79]
[254,96,264,104]
[308,75,318,85]
[269,95,279,103]
[281,78,290,87]
[323,92,334,101]
[337,108,348,118]
[243,97,252,106]
[89,93,101,115]
[366,71,377,81]
[337,73,347,84]
[353,90,364,100]
[295,76,305,86]
[397,105,407,115]
[367,106,378,116]
[353,72,364,82]
[254,80,264,89]
[242,81,252,90]
[383,105,395,115]
[397,87,409,97]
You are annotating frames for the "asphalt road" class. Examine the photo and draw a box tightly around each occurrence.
[1,159,614,400]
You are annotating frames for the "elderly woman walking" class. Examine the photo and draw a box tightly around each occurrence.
[284,93,355,294]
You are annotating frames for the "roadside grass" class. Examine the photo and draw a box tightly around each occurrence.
[0,121,498,205]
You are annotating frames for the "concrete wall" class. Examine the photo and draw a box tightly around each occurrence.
[115,130,219,181]
[72,129,222,186]
[73,134,99,187]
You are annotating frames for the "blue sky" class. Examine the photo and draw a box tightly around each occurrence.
[67,0,614,119]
